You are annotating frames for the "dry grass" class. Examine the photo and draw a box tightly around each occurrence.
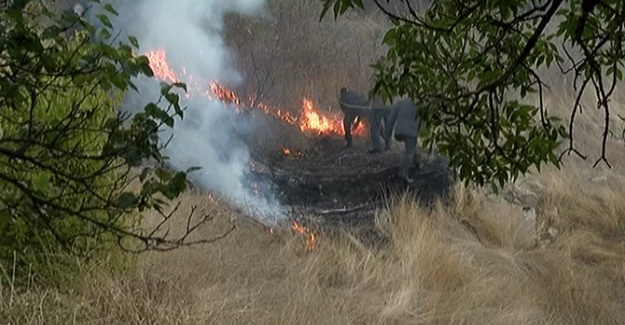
[3,169,625,324]
[4,1,625,324]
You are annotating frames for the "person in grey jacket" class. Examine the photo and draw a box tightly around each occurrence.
[338,87,370,147]
[385,98,422,183]
[367,81,392,153]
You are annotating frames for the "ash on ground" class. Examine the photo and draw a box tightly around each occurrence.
[252,135,455,227]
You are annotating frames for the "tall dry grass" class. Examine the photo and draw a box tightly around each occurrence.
[4,1,625,324]
[3,173,625,324]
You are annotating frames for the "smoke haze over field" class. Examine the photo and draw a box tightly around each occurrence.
[86,0,286,226]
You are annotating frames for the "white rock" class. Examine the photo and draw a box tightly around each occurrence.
[547,227,559,238]
[523,207,536,221]
[590,176,608,183]
[503,185,539,208]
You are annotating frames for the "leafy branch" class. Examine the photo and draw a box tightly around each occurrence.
[320,0,625,191]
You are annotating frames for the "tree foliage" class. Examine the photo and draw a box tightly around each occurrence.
[320,0,625,191]
[0,0,230,277]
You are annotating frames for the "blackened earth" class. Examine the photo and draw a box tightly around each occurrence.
[250,135,455,229]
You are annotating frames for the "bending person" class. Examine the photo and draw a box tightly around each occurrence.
[338,87,370,148]
[386,98,423,183]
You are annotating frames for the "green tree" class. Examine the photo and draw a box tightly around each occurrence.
[0,0,231,282]
[321,0,625,191]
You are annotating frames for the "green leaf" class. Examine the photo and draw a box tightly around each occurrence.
[333,2,341,18]
[128,36,140,49]
[41,26,62,39]
[172,82,188,93]
[320,1,333,21]
[96,14,114,29]
[103,3,119,15]
[160,82,173,96]
[0,211,11,230]
[156,168,173,182]
[116,192,138,209]
[33,171,52,192]
[186,166,202,173]
[98,28,112,40]
[139,167,152,182]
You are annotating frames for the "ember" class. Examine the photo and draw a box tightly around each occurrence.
[282,147,304,158]
[291,221,316,251]
[145,48,366,137]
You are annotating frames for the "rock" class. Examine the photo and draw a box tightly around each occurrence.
[523,180,545,194]
[503,185,539,208]
[547,227,559,238]
[590,176,608,183]
[523,207,536,221]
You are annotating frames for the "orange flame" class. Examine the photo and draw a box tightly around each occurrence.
[209,81,241,106]
[282,147,304,158]
[144,48,366,138]
[291,221,316,251]
[300,98,341,135]
[145,49,180,83]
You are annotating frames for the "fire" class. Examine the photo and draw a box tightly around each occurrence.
[300,98,342,135]
[291,221,316,251]
[282,147,304,158]
[145,49,180,83]
[144,50,328,252]
[209,81,241,105]
[144,48,367,138]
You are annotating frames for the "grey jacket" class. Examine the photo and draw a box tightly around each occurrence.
[339,89,370,119]
[369,94,385,110]
[386,98,421,139]
[367,78,385,110]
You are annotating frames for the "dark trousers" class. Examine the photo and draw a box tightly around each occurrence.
[343,115,355,146]
[343,110,369,146]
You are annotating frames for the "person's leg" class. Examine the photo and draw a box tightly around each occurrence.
[382,109,392,150]
[369,109,384,152]
[400,136,417,182]
[343,116,353,147]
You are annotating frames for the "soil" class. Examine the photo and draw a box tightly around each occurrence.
[250,135,455,228]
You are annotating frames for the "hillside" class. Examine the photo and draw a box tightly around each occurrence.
[3,0,625,324]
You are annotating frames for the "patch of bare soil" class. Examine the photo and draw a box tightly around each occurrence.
[252,135,455,227]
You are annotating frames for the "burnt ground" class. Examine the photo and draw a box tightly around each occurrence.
[250,135,455,229]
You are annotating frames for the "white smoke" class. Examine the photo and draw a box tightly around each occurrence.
[89,0,286,226]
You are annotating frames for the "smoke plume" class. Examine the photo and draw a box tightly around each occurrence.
[87,0,286,226]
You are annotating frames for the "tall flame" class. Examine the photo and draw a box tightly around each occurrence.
[144,49,366,137]
[145,49,180,83]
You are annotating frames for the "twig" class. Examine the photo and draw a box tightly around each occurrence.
[318,202,380,215]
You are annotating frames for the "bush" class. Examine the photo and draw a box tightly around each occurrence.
[0,31,134,286]
[0,1,205,287]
